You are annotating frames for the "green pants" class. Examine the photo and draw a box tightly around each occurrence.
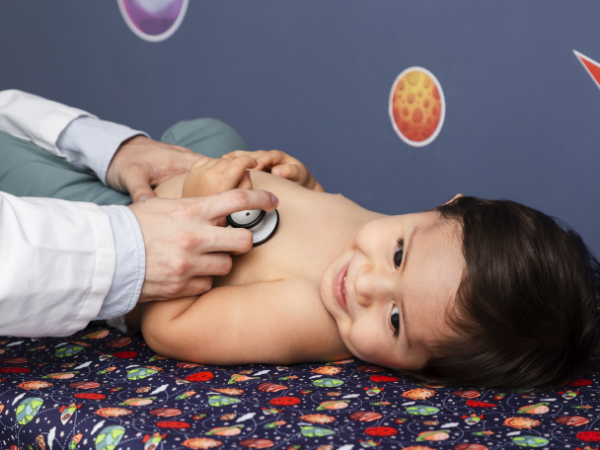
[0,118,247,205]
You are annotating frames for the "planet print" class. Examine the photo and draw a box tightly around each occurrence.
[149,407,182,417]
[406,405,440,415]
[15,397,43,425]
[389,67,445,147]
[94,425,125,450]
[18,380,53,390]
[402,388,435,400]
[95,407,133,418]
[349,411,382,422]
[208,395,242,407]
[118,0,189,42]
[239,439,274,448]
[300,426,336,437]
[300,414,335,424]
[182,437,222,449]
[512,436,549,447]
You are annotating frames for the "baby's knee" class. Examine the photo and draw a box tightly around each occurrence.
[162,118,247,158]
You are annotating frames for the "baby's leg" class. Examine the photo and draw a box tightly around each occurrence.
[161,118,247,159]
[0,130,130,205]
[0,118,247,204]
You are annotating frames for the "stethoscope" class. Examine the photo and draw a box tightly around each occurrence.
[226,209,279,246]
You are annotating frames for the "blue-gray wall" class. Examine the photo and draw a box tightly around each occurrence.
[1,1,599,253]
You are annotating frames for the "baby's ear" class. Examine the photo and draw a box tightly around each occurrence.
[443,193,463,205]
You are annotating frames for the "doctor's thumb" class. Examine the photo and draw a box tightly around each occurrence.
[127,176,157,203]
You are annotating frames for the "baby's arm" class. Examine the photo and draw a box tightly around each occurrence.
[154,149,322,199]
[223,150,324,192]
[182,155,258,197]
[141,279,348,365]
[152,155,258,199]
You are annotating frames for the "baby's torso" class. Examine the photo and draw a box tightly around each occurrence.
[150,169,382,361]
[156,169,380,301]
[214,170,379,290]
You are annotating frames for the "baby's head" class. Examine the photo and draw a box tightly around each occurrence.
[322,196,600,389]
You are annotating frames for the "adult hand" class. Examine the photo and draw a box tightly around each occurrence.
[128,189,279,302]
[106,135,204,203]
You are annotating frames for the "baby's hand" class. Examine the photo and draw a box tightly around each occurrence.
[182,155,257,197]
[223,150,324,192]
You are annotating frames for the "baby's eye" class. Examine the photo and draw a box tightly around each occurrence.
[394,243,404,269]
[390,305,400,335]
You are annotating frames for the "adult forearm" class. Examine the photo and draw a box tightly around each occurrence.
[0,192,115,336]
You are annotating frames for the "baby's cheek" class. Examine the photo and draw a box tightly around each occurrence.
[345,324,385,363]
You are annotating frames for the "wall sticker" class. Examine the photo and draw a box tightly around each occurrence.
[389,67,445,147]
[574,50,600,91]
[117,0,189,42]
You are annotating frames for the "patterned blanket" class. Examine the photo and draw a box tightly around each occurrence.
[0,323,597,450]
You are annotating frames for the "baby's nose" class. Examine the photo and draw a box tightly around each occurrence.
[354,266,390,307]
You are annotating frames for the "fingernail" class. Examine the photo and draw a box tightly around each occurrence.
[136,195,153,203]
[270,193,279,207]
[273,168,281,177]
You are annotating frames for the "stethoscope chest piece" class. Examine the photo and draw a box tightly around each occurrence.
[227,209,279,246]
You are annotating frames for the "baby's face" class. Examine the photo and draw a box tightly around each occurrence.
[320,211,466,371]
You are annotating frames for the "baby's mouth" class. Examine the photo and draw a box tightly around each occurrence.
[334,262,350,315]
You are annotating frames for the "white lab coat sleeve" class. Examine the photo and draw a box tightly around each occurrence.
[0,192,115,337]
[0,89,95,158]
[0,90,148,185]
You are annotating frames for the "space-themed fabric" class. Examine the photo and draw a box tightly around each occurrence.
[0,323,598,450]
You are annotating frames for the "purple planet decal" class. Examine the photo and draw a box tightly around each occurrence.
[118,0,189,42]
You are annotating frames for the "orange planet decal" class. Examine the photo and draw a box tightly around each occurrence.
[574,50,600,91]
[389,67,445,147]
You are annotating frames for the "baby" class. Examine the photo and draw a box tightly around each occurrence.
[126,150,600,389]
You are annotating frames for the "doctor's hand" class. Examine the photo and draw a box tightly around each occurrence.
[106,135,204,203]
[128,189,279,303]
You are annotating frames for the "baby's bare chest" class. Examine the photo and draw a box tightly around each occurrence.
[215,206,347,288]
[214,189,363,289]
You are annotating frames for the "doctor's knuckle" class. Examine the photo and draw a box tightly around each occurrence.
[164,282,185,297]
[219,256,233,274]
[229,190,251,209]
[238,232,253,252]
[175,202,197,220]
[179,232,198,251]
[171,258,191,277]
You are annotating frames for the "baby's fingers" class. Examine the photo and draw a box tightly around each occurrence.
[272,163,305,184]
[223,155,258,182]
[222,150,250,160]
[236,171,253,190]
[253,150,292,171]
[223,150,269,170]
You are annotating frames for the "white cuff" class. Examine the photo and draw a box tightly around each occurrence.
[56,116,148,185]
[97,205,145,320]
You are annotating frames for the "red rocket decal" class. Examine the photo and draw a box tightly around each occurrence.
[574,50,600,91]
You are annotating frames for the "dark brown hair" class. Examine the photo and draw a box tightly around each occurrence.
[401,197,600,389]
